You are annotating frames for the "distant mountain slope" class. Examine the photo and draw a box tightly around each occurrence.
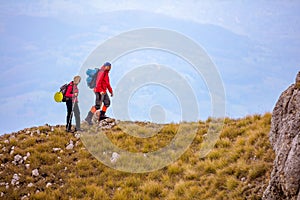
[0,113,274,200]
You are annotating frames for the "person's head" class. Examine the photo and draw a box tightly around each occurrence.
[103,62,111,71]
[73,75,81,85]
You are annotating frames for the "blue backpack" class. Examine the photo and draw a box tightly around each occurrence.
[86,68,99,89]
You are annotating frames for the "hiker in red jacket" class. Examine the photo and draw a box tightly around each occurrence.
[65,75,81,132]
[85,62,113,124]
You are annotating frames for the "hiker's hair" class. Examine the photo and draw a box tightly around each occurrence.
[73,75,81,84]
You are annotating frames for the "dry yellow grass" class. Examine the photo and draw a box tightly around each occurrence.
[0,113,274,199]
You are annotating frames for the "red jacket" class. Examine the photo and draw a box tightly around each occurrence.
[94,66,113,94]
[65,81,79,102]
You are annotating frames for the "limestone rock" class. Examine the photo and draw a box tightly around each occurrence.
[21,195,29,200]
[46,182,52,188]
[11,174,20,186]
[53,148,62,152]
[263,71,300,200]
[32,169,39,177]
[66,140,74,150]
[12,154,23,165]
[90,111,116,129]
[74,133,81,139]
[27,183,34,187]
[110,152,120,163]
[99,118,117,129]
[9,146,14,155]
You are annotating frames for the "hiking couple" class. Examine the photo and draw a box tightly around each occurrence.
[65,62,113,132]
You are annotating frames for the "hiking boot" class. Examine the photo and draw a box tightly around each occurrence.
[74,128,84,132]
[66,124,72,132]
[99,115,109,121]
[66,129,72,133]
[99,111,108,121]
[84,119,93,125]
[85,111,93,125]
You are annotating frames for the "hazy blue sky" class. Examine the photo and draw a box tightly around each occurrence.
[1,1,300,134]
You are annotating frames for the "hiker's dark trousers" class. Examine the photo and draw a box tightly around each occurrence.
[66,99,80,131]
[95,92,110,110]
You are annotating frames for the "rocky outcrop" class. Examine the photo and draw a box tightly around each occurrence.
[263,72,300,200]
[91,110,117,129]
[99,118,117,129]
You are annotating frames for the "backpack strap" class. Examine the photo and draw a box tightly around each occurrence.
[68,82,73,94]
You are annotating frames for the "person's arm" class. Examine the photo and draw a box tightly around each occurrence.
[95,70,105,93]
[65,83,73,98]
[107,75,113,96]
[73,85,78,97]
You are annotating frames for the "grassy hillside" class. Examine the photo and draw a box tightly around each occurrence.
[0,113,274,200]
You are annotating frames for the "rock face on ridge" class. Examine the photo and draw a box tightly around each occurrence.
[263,72,300,200]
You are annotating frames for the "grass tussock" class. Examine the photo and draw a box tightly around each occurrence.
[0,113,274,199]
